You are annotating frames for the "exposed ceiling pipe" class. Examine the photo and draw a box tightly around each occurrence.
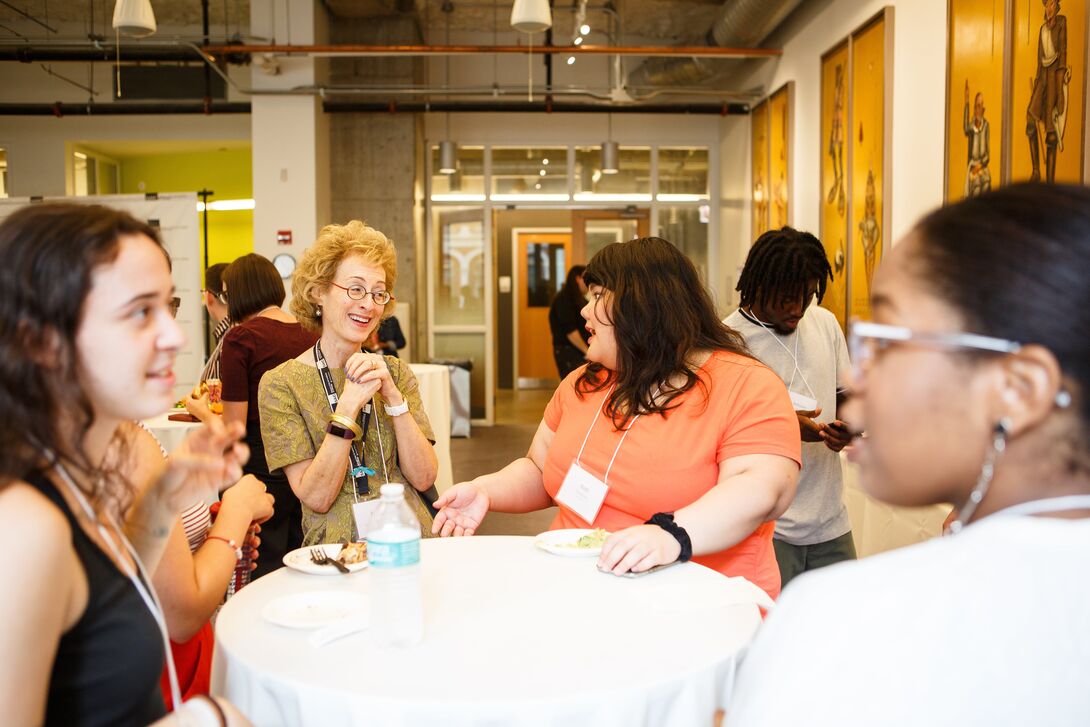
[626,0,804,90]
[197,42,780,59]
[0,100,747,116]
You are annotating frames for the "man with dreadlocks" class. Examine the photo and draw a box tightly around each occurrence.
[725,227,856,587]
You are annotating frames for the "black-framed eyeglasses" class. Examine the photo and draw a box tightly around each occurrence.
[330,282,393,305]
[169,296,182,319]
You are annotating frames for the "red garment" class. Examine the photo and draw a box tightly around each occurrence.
[220,316,318,423]
[159,621,214,711]
[542,351,801,599]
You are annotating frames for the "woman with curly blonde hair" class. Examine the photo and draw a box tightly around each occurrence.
[259,221,438,545]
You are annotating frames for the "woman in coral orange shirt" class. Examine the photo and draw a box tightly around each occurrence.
[434,237,801,598]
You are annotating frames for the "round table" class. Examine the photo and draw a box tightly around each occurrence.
[211,536,769,726]
[142,412,200,454]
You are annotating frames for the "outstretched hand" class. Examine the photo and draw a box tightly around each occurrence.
[432,482,490,537]
[158,417,249,512]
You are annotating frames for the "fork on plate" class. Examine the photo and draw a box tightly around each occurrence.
[309,547,351,574]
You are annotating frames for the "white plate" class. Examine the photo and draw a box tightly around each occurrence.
[282,544,368,576]
[262,591,367,630]
[534,528,608,557]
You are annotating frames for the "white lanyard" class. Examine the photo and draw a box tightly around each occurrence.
[742,308,816,400]
[574,385,641,485]
[50,457,181,708]
[992,495,1090,519]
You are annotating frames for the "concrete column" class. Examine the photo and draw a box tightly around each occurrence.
[249,0,330,303]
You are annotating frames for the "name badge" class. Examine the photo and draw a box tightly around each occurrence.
[351,499,382,541]
[556,461,609,525]
[789,391,818,412]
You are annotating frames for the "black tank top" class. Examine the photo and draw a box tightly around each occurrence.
[29,472,167,727]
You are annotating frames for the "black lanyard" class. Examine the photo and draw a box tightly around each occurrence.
[314,341,373,497]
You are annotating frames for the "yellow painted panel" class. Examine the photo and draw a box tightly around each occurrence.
[821,43,850,331]
[751,101,770,239]
[768,86,791,230]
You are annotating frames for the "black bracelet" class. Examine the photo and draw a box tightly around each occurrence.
[195,695,228,727]
[645,512,692,562]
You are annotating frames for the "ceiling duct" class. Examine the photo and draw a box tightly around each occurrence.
[627,0,804,90]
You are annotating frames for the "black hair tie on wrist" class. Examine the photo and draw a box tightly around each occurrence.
[645,512,692,562]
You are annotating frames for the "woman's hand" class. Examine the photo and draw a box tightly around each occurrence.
[337,352,385,414]
[158,418,249,512]
[432,482,490,536]
[221,474,275,525]
[347,352,402,404]
[597,524,681,575]
[184,391,216,424]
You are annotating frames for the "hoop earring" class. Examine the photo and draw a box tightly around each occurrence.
[947,417,1011,534]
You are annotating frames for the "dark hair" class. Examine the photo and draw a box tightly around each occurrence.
[559,265,587,310]
[223,253,286,322]
[736,227,832,311]
[579,237,751,427]
[913,183,1090,443]
[204,262,228,296]
[0,203,164,508]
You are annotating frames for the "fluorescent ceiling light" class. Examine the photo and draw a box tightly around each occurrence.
[196,199,256,212]
[490,193,571,202]
[573,193,652,202]
[431,193,487,202]
[656,194,708,202]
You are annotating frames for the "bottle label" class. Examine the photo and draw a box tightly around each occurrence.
[367,539,420,568]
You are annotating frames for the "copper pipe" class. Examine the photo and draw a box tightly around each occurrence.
[198,43,781,59]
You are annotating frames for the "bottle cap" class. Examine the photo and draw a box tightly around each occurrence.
[380,483,406,498]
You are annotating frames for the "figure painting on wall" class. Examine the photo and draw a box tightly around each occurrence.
[751,101,771,238]
[964,81,993,196]
[827,64,847,215]
[859,170,881,290]
[1026,0,1069,182]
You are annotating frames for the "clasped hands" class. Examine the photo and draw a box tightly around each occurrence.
[340,352,402,413]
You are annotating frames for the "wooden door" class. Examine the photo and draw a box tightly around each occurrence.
[571,209,650,263]
[516,231,571,386]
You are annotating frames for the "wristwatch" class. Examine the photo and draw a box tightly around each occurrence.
[325,421,357,439]
[384,400,410,417]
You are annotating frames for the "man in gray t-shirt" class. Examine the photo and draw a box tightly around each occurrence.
[725,227,856,587]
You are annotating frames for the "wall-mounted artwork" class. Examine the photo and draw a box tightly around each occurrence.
[751,100,770,239]
[945,0,1007,201]
[849,10,892,324]
[768,83,793,230]
[820,42,850,329]
[1010,0,1085,183]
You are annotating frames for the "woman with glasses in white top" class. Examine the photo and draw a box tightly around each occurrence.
[726,183,1090,726]
[259,222,438,546]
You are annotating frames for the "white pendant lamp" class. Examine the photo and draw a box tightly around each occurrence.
[112,0,157,38]
[438,140,458,174]
[510,0,552,33]
[601,114,619,174]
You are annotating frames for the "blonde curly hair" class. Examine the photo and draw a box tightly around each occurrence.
[291,220,398,332]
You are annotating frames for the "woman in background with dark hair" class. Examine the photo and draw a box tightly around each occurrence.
[434,238,800,598]
[548,265,590,378]
[219,254,317,577]
[727,184,1090,725]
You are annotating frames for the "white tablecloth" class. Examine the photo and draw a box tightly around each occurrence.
[211,536,768,727]
[142,412,200,454]
[407,363,453,494]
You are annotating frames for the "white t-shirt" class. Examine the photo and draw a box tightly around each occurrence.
[726,514,1090,726]
[725,305,851,544]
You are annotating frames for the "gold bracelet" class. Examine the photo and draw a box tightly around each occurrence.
[328,412,363,439]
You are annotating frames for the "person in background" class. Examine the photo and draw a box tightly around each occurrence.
[548,265,590,378]
[726,184,1090,725]
[434,238,800,599]
[185,262,233,421]
[219,253,317,577]
[260,221,438,546]
[365,315,406,358]
[0,203,251,726]
[724,228,855,588]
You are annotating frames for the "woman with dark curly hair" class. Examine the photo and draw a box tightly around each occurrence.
[434,237,801,598]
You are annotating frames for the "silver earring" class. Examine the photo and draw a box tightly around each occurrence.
[316,306,322,318]
[1056,389,1072,409]
[947,417,1011,534]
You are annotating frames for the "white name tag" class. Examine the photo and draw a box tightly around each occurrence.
[352,499,382,541]
[555,461,609,525]
[789,391,818,412]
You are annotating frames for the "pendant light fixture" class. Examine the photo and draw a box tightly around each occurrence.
[112,0,157,37]
[510,0,552,33]
[437,7,457,175]
[601,114,619,174]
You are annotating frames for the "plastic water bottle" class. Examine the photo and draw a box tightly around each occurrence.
[366,484,423,646]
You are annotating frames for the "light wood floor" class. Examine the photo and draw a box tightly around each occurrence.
[449,387,558,536]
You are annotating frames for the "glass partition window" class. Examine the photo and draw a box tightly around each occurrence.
[435,209,486,325]
[585,219,639,260]
[658,205,709,281]
[573,146,651,201]
[658,147,709,200]
[490,147,568,200]
[431,146,485,201]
